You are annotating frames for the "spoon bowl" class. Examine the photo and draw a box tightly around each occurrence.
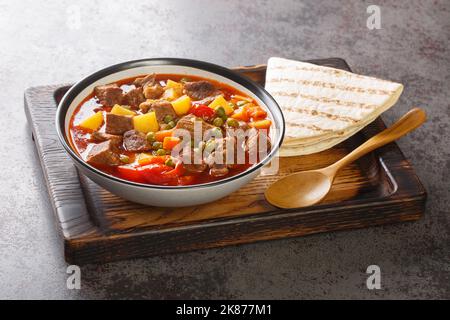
[265,108,426,209]
[264,170,332,209]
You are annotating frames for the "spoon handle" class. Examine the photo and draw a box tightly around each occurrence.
[327,108,426,174]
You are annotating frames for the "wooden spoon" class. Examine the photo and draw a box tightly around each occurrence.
[265,108,426,209]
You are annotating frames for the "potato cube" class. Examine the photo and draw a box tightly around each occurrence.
[171,95,191,116]
[162,87,182,101]
[208,95,233,115]
[111,104,136,116]
[78,111,104,131]
[165,79,183,90]
[136,152,153,165]
[133,111,159,133]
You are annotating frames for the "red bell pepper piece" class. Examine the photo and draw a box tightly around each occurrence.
[117,161,185,186]
[189,104,215,120]
[116,166,146,183]
[140,162,185,185]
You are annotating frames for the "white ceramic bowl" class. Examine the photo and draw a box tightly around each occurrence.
[56,58,285,207]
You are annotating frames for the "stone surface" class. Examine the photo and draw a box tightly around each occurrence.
[0,0,448,299]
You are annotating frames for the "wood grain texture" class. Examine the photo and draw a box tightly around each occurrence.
[24,58,427,264]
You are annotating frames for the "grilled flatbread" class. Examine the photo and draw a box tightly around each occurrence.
[265,57,403,155]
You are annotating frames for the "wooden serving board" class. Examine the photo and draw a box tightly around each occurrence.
[24,58,427,264]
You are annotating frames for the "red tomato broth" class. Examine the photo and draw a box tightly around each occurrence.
[69,74,270,186]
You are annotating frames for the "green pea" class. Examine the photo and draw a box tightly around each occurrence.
[167,120,176,129]
[163,115,174,124]
[156,149,166,156]
[165,157,175,167]
[226,118,239,128]
[215,107,226,118]
[119,154,130,164]
[152,141,163,150]
[146,132,156,143]
[213,117,224,127]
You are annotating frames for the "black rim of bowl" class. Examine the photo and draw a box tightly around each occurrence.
[56,57,285,190]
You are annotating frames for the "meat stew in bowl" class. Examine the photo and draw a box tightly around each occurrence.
[70,74,273,186]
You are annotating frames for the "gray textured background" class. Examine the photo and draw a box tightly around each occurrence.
[0,0,448,299]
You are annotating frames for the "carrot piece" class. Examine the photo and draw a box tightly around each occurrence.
[137,154,168,166]
[163,136,181,150]
[247,106,268,120]
[231,105,250,121]
[249,119,272,129]
[251,110,268,120]
[155,129,173,142]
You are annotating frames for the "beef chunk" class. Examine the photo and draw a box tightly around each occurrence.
[105,113,134,135]
[139,101,152,113]
[86,140,120,166]
[139,100,176,121]
[133,74,164,99]
[150,101,177,123]
[123,130,151,152]
[122,87,145,109]
[90,131,123,146]
[174,114,215,139]
[94,84,123,106]
[209,164,229,177]
[143,83,164,99]
[183,81,218,100]
[134,74,156,87]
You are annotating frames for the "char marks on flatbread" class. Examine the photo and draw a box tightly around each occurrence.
[265,57,403,156]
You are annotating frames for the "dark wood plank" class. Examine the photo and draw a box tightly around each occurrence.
[24,85,100,240]
[24,58,427,264]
